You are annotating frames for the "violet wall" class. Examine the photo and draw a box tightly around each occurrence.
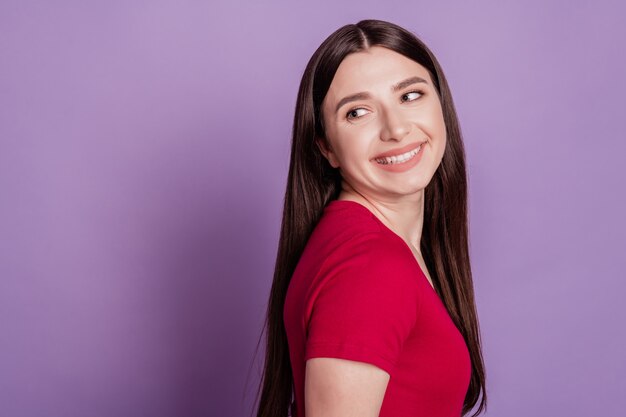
[1,1,624,416]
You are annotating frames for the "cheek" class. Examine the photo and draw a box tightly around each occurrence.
[427,106,447,144]
[335,130,367,153]
[420,105,447,160]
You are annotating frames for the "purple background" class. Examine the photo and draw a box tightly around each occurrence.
[1,1,624,416]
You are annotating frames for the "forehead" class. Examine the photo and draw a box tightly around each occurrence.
[324,46,432,107]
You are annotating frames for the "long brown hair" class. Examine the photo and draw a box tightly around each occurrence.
[250,18,487,417]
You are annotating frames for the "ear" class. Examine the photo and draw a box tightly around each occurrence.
[315,136,340,168]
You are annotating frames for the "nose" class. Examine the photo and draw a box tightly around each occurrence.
[380,107,411,142]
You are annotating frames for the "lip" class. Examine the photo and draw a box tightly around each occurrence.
[372,141,426,160]
[373,141,425,173]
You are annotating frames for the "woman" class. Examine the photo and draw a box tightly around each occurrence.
[253,19,487,417]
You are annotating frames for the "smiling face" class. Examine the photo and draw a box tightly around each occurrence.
[316,46,447,202]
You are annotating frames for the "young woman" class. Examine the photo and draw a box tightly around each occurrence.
[253,19,487,417]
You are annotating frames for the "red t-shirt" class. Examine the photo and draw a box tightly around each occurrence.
[283,199,472,417]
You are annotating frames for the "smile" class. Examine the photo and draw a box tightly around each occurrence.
[375,144,422,165]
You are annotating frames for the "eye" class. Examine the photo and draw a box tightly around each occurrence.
[345,90,425,121]
[346,107,369,120]
[401,89,425,102]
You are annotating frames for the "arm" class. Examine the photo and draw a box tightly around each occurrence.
[303,232,420,416]
[305,357,390,417]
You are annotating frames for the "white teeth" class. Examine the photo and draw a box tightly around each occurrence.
[375,145,421,165]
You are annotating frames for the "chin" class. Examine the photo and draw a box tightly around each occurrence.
[390,184,428,197]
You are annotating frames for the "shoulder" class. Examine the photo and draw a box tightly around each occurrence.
[314,201,383,239]
[305,229,422,366]
[331,231,417,276]
[307,229,421,311]
[302,201,419,283]
[311,200,410,255]
[302,202,383,261]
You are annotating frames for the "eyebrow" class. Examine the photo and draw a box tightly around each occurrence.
[334,76,428,114]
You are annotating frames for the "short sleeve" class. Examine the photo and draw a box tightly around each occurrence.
[304,231,421,376]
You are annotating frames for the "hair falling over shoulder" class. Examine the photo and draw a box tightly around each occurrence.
[247,18,487,417]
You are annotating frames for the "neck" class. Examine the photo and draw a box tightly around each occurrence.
[337,183,425,254]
